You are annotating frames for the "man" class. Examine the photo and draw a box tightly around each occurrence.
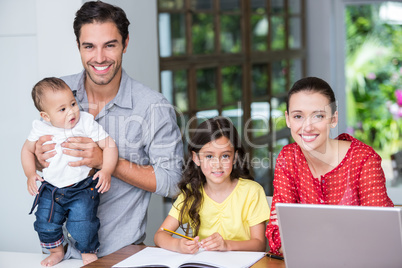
[34,1,183,258]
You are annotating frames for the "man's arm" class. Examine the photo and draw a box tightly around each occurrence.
[113,159,157,192]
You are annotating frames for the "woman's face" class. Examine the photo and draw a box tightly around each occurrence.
[285,90,338,154]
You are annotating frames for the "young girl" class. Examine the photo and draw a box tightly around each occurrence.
[154,117,270,253]
[266,77,394,255]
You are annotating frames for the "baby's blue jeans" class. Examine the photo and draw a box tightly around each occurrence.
[29,176,100,254]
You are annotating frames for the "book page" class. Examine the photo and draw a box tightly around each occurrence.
[179,251,265,268]
[113,247,265,268]
[113,247,193,268]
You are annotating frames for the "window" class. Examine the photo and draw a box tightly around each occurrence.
[158,0,306,194]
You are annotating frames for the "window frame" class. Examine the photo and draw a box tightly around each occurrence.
[158,0,306,195]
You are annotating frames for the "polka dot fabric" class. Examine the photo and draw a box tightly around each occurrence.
[266,133,394,255]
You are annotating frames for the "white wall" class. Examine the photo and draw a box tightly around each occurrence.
[306,0,347,134]
[0,0,161,253]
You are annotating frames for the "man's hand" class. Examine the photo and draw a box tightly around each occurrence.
[35,135,56,169]
[61,137,103,169]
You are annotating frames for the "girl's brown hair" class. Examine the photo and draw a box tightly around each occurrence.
[177,117,253,236]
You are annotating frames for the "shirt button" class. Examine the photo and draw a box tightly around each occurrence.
[322,179,325,183]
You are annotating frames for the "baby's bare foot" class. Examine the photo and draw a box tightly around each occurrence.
[40,249,64,267]
[82,253,98,265]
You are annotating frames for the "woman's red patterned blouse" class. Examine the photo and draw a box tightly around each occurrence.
[266,133,394,255]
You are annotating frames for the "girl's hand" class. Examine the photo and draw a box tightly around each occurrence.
[27,174,44,196]
[178,236,200,254]
[200,232,228,251]
[93,170,111,193]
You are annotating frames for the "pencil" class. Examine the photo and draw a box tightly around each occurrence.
[161,228,194,240]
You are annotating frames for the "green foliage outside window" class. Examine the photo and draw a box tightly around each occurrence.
[346,4,402,157]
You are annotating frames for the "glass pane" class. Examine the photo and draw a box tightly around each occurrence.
[159,0,184,9]
[271,97,287,132]
[251,0,266,12]
[220,0,241,11]
[271,0,285,14]
[251,15,268,51]
[252,146,270,190]
[192,14,214,54]
[196,110,219,125]
[222,105,243,137]
[159,13,186,57]
[161,70,173,103]
[272,60,287,95]
[289,17,302,49]
[222,66,242,104]
[221,15,242,53]
[191,0,213,10]
[161,70,188,112]
[251,102,270,138]
[271,16,285,50]
[289,0,301,14]
[176,113,188,133]
[289,58,302,86]
[196,68,217,109]
[274,138,289,159]
[252,64,268,98]
[177,113,189,155]
[173,70,188,112]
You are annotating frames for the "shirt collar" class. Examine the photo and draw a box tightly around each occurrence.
[111,69,132,109]
[73,69,133,110]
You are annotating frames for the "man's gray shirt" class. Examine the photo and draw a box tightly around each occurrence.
[61,69,183,257]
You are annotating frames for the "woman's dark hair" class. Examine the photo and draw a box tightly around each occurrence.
[287,77,337,115]
[73,1,130,48]
[177,117,253,237]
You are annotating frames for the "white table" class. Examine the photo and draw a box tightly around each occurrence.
[0,251,83,268]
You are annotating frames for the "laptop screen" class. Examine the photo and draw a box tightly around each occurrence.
[276,203,402,268]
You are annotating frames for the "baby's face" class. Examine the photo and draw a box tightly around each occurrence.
[40,88,80,129]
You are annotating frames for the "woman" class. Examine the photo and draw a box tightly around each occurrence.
[266,77,394,255]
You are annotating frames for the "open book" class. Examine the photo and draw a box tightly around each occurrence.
[112,247,265,268]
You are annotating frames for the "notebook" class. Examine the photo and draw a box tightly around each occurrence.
[112,247,265,268]
[276,203,402,268]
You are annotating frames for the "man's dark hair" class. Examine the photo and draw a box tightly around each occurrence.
[74,1,130,48]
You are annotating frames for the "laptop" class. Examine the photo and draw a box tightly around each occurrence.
[276,203,402,268]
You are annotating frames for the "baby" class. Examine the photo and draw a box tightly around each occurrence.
[21,77,118,266]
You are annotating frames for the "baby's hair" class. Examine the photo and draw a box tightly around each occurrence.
[32,77,70,112]
[177,117,253,236]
